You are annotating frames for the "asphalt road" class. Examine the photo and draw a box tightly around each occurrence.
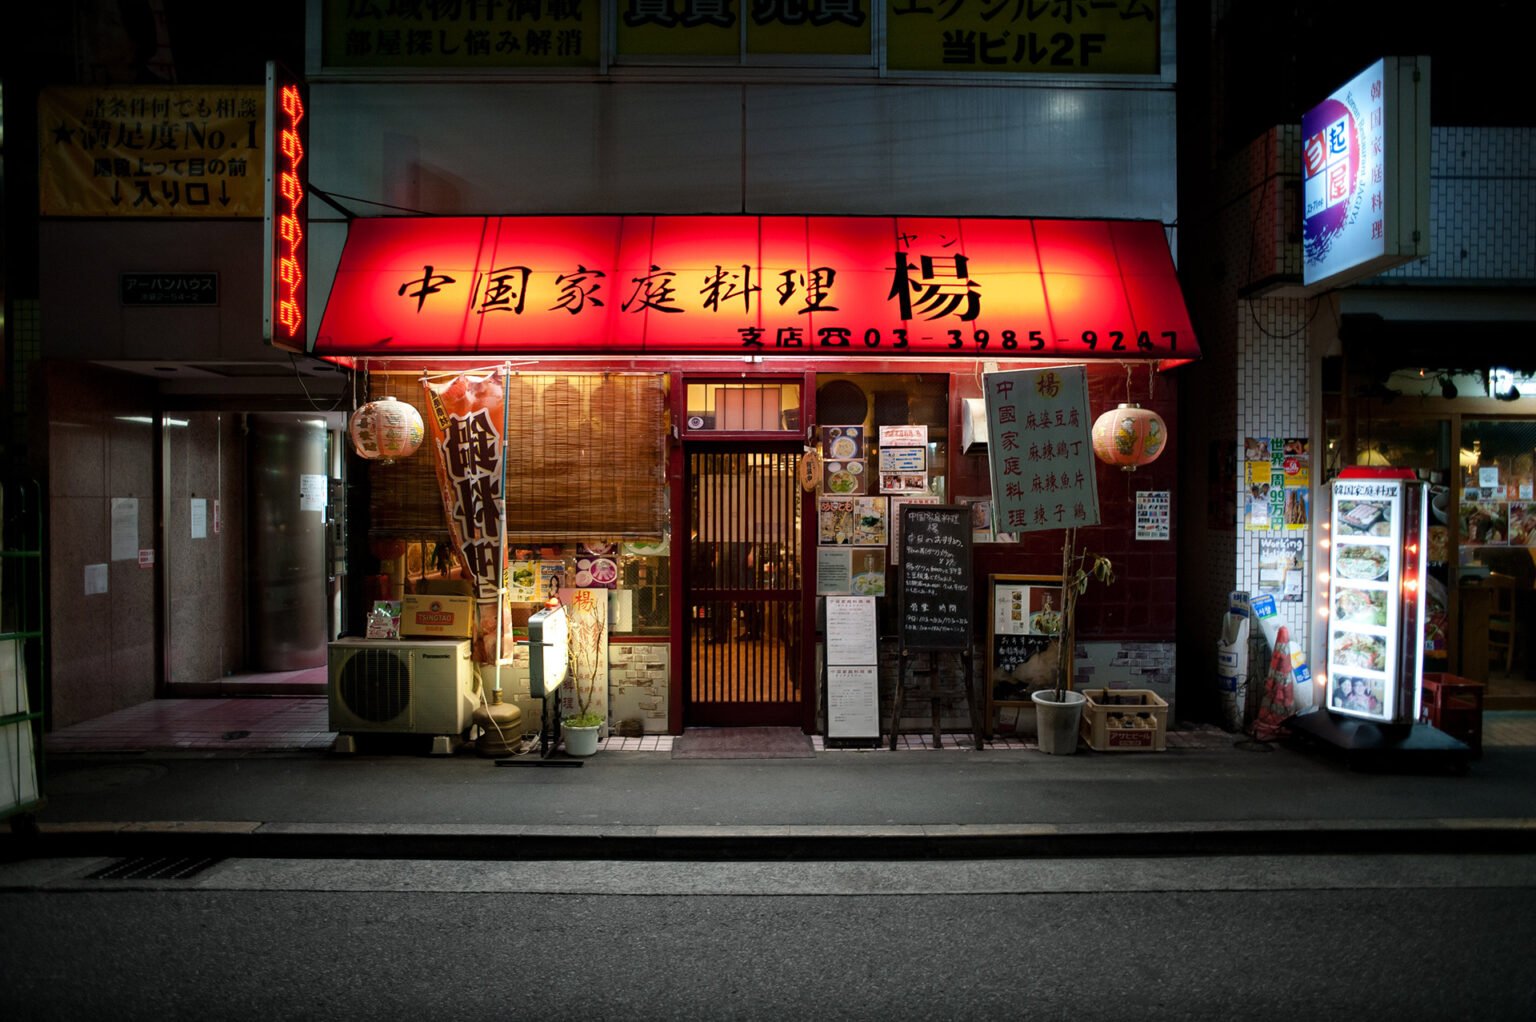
[3,855,1534,1021]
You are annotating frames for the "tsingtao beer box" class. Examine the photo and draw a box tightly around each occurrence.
[400,595,475,639]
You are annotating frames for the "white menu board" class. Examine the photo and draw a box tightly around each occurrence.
[826,665,879,738]
[825,596,878,666]
[1327,479,1403,722]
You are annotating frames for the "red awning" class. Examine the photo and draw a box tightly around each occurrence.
[314,215,1199,362]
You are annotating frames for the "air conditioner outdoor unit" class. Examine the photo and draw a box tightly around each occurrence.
[961,397,989,455]
[328,638,479,738]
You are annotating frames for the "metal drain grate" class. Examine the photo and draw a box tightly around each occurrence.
[87,855,224,881]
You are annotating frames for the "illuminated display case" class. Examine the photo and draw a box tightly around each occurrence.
[1323,471,1428,725]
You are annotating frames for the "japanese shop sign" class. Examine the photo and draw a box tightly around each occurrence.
[38,86,264,218]
[316,215,1198,359]
[321,0,601,69]
[120,272,218,306]
[264,62,307,349]
[982,365,1100,535]
[617,1,872,58]
[886,0,1160,75]
[1302,56,1431,290]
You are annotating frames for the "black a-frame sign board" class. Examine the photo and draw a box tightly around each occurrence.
[893,504,982,750]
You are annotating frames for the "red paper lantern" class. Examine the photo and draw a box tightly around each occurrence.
[1091,403,1166,471]
[349,396,424,464]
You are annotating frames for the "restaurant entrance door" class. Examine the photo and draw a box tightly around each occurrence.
[684,444,806,727]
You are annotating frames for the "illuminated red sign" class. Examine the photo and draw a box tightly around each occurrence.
[315,216,1198,360]
[276,84,305,339]
[264,62,307,350]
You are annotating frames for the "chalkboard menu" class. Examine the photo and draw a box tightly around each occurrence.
[898,504,973,651]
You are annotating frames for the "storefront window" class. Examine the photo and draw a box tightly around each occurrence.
[684,382,800,432]
[1457,420,1536,560]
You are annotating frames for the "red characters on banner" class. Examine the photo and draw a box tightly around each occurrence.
[422,373,511,663]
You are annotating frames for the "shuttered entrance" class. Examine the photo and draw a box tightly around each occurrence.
[686,445,805,727]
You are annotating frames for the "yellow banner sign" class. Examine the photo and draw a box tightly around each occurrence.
[322,0,601,68]
[886,0,1160,75]
[39,86,265,218]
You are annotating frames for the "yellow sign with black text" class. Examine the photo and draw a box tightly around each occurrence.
[39,86,265,218]
[885,0,1160,75]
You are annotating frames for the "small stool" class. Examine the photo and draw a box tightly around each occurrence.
[1421,672,1483,756]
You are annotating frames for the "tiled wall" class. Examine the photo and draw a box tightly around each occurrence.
[480,640,671,738]
[43,363,158,728]
[607,642,670,734]
[1379,128,1536,283]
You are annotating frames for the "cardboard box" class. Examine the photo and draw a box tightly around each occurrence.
[400,594,475,639]
[1080,688,1168,751]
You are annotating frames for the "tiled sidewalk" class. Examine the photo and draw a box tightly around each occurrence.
[39,696,1536,756]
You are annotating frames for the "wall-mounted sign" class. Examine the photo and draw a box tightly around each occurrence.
[38,86,264,217]
[1302,56,1431,291]
[316,215,1198,360]
[120,272,218,306]
[886,0,1160,75]
[320,0,601,69]
[982,365,1101,535]
[264,61,307,349]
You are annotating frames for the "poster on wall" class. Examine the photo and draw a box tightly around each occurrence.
[850,547,887,597]
[1258,536,1306,602]
[1135,491,1170,540]
[822,458,869,495]
[816,547,852,595]
[1243,437,1310,531]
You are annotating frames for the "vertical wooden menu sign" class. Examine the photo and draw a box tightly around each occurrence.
[894,505,981,749]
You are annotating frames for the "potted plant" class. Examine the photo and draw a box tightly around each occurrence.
[560,601,605,757]
[1031,527,1115,755]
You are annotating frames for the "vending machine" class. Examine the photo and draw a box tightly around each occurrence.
[1322,469,1429,725]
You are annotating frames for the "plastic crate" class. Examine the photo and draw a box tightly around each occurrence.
[1421,672,1483,756]
[1080,688,1168,752]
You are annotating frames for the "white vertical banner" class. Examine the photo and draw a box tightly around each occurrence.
[982,365,1100,535]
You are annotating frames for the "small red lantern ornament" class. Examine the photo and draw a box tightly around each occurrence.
[349,395,424,464]
[1092,402,1166,471]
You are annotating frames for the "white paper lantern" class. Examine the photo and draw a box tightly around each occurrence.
[349,396,424,464]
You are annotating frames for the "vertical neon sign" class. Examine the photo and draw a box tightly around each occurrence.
[264,61,308,349]
[276,84,305,339]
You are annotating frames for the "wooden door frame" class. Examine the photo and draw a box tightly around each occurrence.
[666,372,818,734]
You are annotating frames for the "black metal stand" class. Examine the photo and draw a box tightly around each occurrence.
[889,648,983,751]
[1287,709,1470,773]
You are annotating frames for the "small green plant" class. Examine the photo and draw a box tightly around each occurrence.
[562,711,604,729]
[1053,526,1115,701]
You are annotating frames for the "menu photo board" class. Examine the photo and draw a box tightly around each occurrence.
[986,574,1068,711]
[898,504,973,652]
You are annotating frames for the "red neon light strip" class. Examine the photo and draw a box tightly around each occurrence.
[275,84,305,341]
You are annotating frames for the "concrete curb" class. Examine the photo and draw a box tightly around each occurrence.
[8,817,1536,862]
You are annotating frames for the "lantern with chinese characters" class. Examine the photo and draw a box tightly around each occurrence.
[349,396,424,464]
[1091,403,1166,471]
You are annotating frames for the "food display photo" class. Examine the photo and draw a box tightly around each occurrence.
[1336,499,1392,537]
[1333,586,1387,628]
[1335,544,1389,581]
[1331,630,1386,672]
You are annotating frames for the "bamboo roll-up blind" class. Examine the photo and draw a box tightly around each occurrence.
[366,372,668,541]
